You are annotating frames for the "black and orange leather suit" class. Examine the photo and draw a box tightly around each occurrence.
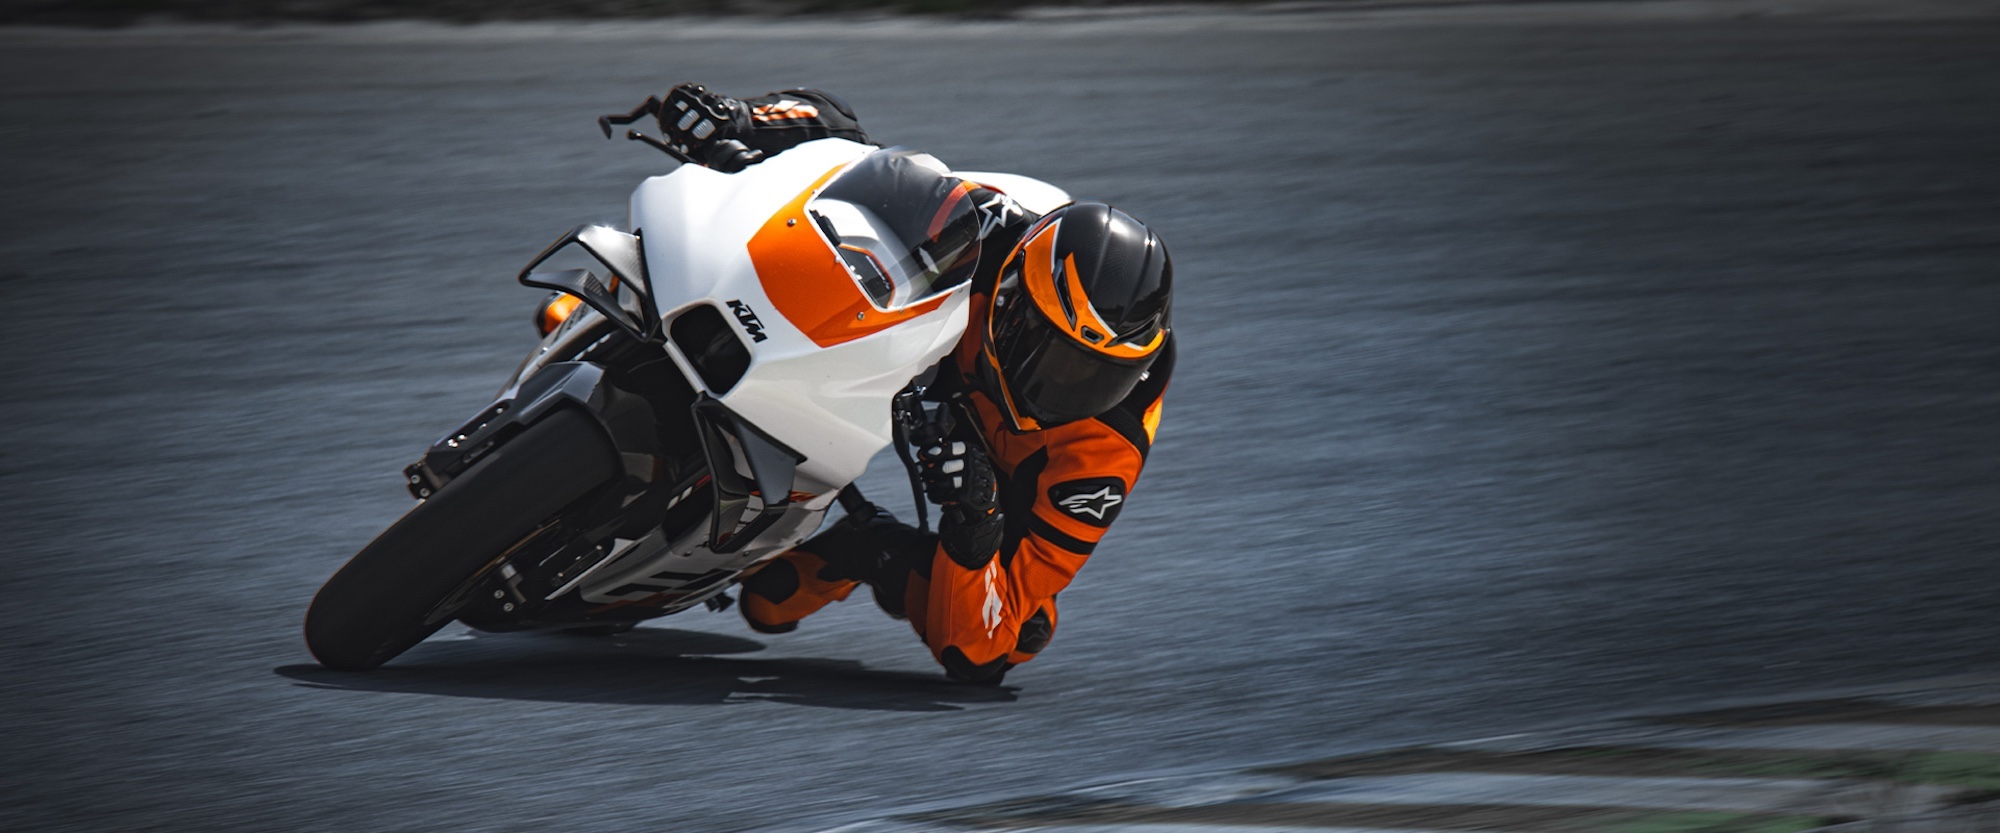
[742,287,1174,682]
[719,89,1174,683]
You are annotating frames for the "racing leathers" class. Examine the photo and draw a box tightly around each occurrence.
[702,87,1175,684]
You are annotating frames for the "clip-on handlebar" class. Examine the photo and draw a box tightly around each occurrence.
[598,90,764,172]
[891,387,932,534]
[597,96,700,165]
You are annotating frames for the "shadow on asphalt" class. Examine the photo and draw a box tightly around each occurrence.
[274,627,1018,712]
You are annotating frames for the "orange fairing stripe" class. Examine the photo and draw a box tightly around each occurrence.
[1018,223,1165,361]
[747,163,950,348]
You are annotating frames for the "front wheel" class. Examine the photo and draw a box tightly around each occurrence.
[304,407,621,671]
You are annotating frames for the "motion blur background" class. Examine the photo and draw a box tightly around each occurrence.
[1,1,1996,830]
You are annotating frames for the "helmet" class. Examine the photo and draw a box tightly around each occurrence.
[979,202,1172,430]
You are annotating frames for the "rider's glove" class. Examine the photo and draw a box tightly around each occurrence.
[657,83,765,173]
[912,423,1003,568]
[912,425,997,510]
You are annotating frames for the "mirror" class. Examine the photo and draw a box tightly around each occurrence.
[575,225,650,302]
[517,225,658,342]
[520,268,647,338]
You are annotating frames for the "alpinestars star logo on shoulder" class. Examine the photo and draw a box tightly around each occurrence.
[975,192,1025,239]
[1049,478,1126,527]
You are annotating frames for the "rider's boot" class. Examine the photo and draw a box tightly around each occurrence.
[737,502,936,632]
[738,549,856,634]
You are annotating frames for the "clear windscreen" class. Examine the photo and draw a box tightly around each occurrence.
[806,148,982,309]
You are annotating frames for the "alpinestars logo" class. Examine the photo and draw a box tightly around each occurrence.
[1059,488,1122,519]
[1049,478,1127,527]
[975,192,1025,240]
[726,299,768,342]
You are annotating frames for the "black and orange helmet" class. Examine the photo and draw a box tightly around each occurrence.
[979,202,1172,431]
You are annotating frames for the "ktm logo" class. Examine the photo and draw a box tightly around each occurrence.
[727,299,768,342]
[752,100,820,122]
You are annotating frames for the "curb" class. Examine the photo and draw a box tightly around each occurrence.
[815,678,2000,832]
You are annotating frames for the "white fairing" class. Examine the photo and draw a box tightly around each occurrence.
[564,140,1066,608]
[958,171,1072,215]
[632,138,970,499]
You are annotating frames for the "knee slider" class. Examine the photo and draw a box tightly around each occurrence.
[939,646,1011,686]
[1013,607,1053,656]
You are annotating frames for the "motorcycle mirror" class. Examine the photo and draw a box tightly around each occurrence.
[574,226,651,304]
[521,268,649,339]
[518,225,660,343]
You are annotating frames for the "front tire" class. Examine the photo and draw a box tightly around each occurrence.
[304,407,621,671]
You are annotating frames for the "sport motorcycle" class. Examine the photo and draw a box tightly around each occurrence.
[304,106,1068,671]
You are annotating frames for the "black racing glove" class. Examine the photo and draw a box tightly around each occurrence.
[656,83,765,173]
[911,421,1003,569]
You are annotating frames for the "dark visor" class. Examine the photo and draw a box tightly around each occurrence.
[990,286,1156,425]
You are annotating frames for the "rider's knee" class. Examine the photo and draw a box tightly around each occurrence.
[939,646,1011,686]
[1012,606,1053,656]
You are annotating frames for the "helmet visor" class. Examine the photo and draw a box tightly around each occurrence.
[990,283,1156,425]
[808,148,982,309]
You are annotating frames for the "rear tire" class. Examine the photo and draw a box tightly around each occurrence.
[304,407,621,671]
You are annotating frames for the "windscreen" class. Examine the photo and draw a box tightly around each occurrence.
[807,148,982,309]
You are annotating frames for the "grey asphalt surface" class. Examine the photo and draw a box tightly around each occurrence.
[2,3,1998,831]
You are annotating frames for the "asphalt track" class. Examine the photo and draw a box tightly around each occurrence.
[1,2,1997,831]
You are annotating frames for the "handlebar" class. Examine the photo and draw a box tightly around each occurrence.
[597,96,699,165]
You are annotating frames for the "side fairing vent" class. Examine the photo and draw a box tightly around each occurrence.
[670,305,751,394]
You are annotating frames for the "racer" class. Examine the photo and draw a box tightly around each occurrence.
[655,84,1175,685]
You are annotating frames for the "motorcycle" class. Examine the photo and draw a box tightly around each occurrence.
[303,102,1069,671]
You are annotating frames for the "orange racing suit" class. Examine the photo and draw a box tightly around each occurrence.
[741,278,1174,682]
[719,88,1174,682]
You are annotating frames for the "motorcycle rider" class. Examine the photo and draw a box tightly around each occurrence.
[653,84,1175,685]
